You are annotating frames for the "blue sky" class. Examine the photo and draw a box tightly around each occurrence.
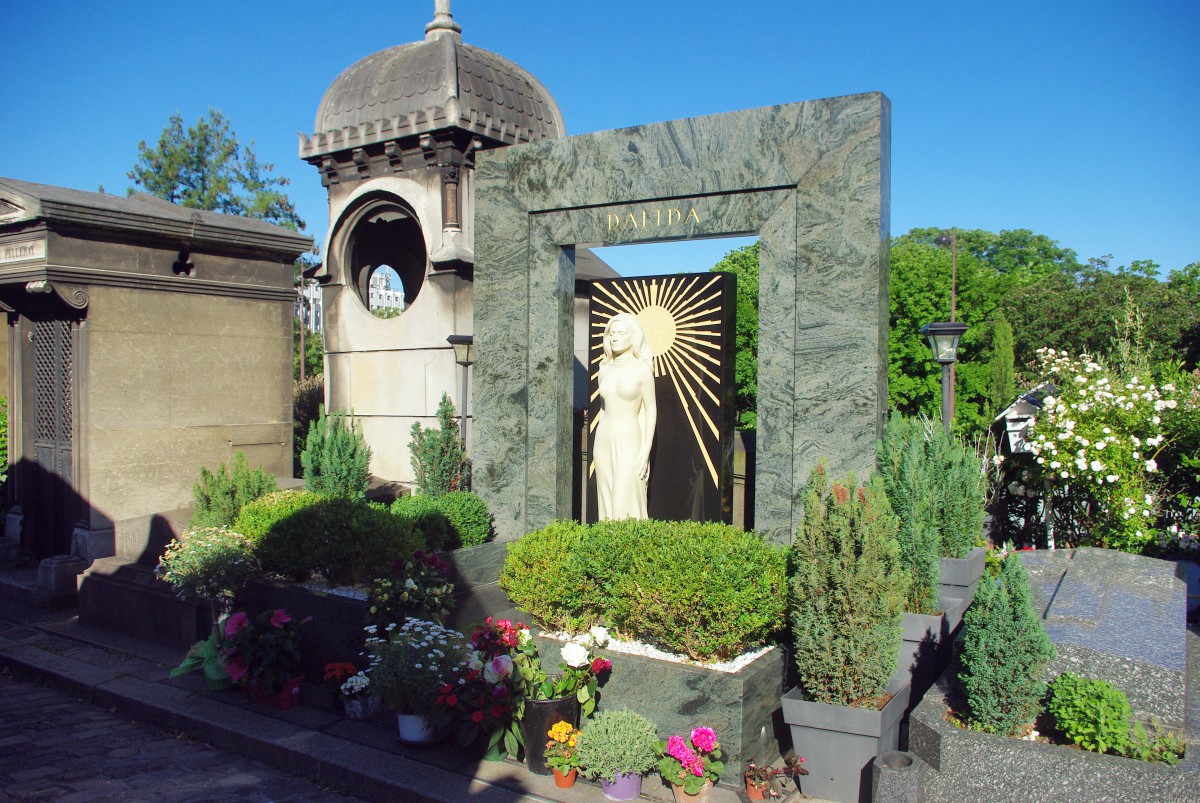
[2,1,1197,277]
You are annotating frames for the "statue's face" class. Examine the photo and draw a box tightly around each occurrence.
[608,320,631,353]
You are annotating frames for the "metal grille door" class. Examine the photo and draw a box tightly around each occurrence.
[31,318,75,555]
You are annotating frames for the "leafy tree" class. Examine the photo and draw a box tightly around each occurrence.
[986,312,1016,417]
[371,307,403,320]
[293,316,324,381]
[709,242,759,429]
[128,108,304,230]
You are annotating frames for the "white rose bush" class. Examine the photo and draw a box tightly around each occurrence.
[1014,348,1196,553]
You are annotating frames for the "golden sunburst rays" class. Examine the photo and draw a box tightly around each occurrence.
[589,274,726,488]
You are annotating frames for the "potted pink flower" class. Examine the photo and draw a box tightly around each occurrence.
[655,726,724,802]
[222,608,309,708]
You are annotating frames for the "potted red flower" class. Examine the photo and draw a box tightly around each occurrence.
[222,608,310,709]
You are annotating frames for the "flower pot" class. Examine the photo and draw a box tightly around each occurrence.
[887,610,948,698]
[520,695,580,775]
[396,712,442,745]
[745,778,767,800]
[342,694,382,720]
[671,779,713,803]
[601,772,642,801]
[249,674,304,710]
[552,768,578,788]
[781,683,910,803]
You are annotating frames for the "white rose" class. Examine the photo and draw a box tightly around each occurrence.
[589,625,611,646]
[561,641,590,668]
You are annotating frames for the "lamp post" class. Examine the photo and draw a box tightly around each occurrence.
[446,334,474,451]
[921,321,968,434]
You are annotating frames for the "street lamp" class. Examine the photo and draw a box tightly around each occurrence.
[446,334,474,451]
[921,321,968,434]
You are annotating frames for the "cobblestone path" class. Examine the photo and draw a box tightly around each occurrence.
[0,668,363,802]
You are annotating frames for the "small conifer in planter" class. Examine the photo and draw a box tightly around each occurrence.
[957,553,1055,735]
[877,413,942,614]
[788,464,908,707]
[300,405,371,501]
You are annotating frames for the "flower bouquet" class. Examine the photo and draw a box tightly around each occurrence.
[365,551,455,629]
[437,617,525,759]
[655,727,725,796]
[512,626,613,717]
[169,616,231,691]
[223,608,309,701]
[367,618,466,718]
[324,661,380,719]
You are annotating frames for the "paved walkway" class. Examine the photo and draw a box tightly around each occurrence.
[0,669,357,802]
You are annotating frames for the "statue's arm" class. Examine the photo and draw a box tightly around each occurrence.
[638,366,657,481]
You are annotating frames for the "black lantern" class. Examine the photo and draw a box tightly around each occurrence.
[920,321,968,433]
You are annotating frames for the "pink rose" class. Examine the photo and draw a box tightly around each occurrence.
[224,611,248,638]
[270,609,292,628]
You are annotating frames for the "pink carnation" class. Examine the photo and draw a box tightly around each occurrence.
[691,727,717,753]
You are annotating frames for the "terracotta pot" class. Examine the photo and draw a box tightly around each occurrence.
[745,778,768,800]
[520,696,580,775]
[671,779,713,803]
[248,674,304,710]
[552,768,578,788]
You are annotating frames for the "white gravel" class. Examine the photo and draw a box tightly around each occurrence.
[540,630,773,674]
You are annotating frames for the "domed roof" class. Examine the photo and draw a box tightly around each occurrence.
[300,4,565,160]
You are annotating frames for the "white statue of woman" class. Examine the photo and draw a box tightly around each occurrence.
[594,312,657,520]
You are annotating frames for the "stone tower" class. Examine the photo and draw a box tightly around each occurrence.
[299,1,565,482]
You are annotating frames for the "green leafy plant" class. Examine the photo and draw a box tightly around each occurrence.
[576,708,659,782]
[1047,671,1133,755]
[1047,672,1184,764]
[877,413,942,613]
[390,494,451,550]
[655,727,724,795]
[745,754,808,797]
[232,489,324,548]
[223,608,309,695]
[301,405,371,501]
[437,490,493,547]
[409,393,466,497]
[169,619,230,686]
[366,618,466,716]
[292,374,324,475]
[789,465,908,708]
[365,552,455,630]
[190,451,277,528]
[501,519,786,661]
[155,526,259,616]
[251,497,422,586]
[957,554,1055,735]
[605,522,787,661]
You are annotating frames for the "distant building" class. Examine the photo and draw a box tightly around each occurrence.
[368,269,405,312]
[295,282,324,332]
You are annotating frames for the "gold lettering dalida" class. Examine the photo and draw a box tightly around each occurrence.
[604,206,701,232]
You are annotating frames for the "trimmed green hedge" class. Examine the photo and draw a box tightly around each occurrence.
[501,519,786,661]
[236,491,423,586]
[390,491,493,550]
[390,494,452,551]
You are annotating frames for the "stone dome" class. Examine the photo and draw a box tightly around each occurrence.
[300,5,565,160]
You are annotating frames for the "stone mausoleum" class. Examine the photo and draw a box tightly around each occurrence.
[0,179,310,569]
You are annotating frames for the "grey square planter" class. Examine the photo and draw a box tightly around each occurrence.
[938,546,985,602]
[887,611,948,698]
[782,683,911,803]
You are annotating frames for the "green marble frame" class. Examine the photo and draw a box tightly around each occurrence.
[474,93,890,543]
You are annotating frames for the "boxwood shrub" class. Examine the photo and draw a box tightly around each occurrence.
[437,491,493,547]
[501,519,787,661]
[243,494,423,586]
[390,494,452,551]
